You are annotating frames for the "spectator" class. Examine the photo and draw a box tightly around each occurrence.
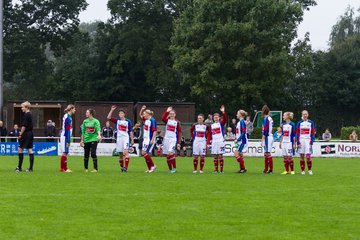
[177,136,187,157]
[101,121,114,143]
[245,116,254,139]
[44,120,56,142]
[273,127,282,142]
[349,130,358,142]
[8,124,20,142]
[204,114,213,124]
[133,121,142,142]
[0,121,7,142]
[225,127,235,141]
[230,118,237,134]
[322,128,332,142]
[153,131,163,156]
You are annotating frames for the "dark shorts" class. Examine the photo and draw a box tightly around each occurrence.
[19,131,34,149]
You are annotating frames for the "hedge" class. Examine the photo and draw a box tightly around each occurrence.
[340,126,360,140]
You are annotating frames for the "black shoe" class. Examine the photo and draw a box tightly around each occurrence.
[25,168,33,172]
[15,167,22,172]
[123,168,128,173]
[239,169,247,174]
[267,170,273,174]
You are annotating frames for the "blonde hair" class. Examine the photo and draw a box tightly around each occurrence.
[145,110,154,116]
[301,110,309,120]
[21,101,31,109]
[285,112,294,120]
[64,104,75,113]
[238,110,248,117]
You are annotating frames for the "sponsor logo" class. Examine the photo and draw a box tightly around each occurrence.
[37,146,57,155]
[321,144,335,155]
[196,132,205,138]
[86,126,95,133]
[118,125,127,132]
[167,125,176,132]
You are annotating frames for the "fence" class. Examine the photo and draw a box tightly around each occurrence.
[0,137,359,158]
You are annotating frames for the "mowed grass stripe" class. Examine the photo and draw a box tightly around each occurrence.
[0,156,359,240]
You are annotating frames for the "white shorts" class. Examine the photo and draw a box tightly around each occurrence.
[263,136,274,153]
[116,137,130,153]
[211,141,225,155]
[298,139,312,155]
[162,137,177,155]
[142,138,155,153]
[60,136,69,153]
[282,142,294,156]
[193,140,207,156]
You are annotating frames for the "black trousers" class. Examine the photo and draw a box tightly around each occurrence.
[84,141,98,170]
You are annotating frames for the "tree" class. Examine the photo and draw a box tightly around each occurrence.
[171,0,316,114]
[3,0,88,100]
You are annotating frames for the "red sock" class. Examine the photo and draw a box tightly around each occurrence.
[172,156,176,169]
[214,156,219,171]
[264,156,269,172]
[144,154,154,170]
[300,159,305,171]
[200,156,205,171]
[125,157,130,169]
[306,155,312,170]
[289,157,294,171]
[284,157,289,172]
[268,156,273,171]
[166,156,172,170]
[119,158,124,168]
[157,149,161,156]
[60,155,67,170]
[219,156,224,172]
[193,156,198,171]
[236,156,245,170]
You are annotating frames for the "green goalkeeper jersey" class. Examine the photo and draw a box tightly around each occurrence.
[82,117,101,143]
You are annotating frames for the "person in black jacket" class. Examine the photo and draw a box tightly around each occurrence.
[0,121,8,142]
[101,121,114,143]
[8,124,20,142]
[45,120,56,142]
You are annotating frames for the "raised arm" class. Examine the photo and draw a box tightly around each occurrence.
[139,105,146,121]
[220,105,227,126]
[107,105,117,122]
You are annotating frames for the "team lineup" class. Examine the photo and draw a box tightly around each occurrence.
[15,101,316,175]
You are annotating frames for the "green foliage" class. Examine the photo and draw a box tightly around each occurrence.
[3,0,88,100]
[340,126,360,140]
[250,127,263,139]
[171,0,312,114]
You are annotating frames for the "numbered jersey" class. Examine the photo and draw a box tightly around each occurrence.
[191,123,209,142]
[262,116,273,137]
[110,118,132,138]
[236,119,247,143]
[282,121,295,143]
[143,117,157,140]
[296,120,315,144]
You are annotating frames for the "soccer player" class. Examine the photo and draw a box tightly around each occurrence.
[80,109,101,173]
[15,101,35,172]
[279,112,296,175]
[261,105,274,174]
[234,110,248,173]
[59,104,76,173]
[296,110,315,175]
[190,114,210,173]
[162,107,182,173]
[139,105,157,173]
[207,105,228,173]
[107,105,134,172]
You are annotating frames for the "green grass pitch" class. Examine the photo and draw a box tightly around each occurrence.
[0,156,359,240]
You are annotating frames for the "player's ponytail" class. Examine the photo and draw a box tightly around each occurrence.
[262,105,270,116]
[285,112,294,120]
[145,110,154,116]
[238,110,248,117]
[64,104,75,113]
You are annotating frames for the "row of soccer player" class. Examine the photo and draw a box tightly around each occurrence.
[13,101,315,175]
